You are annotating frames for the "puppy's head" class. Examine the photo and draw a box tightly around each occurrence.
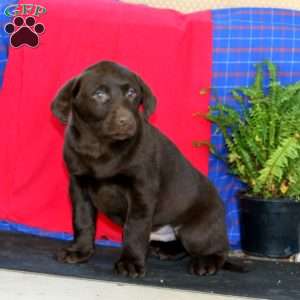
[51,61,156,140]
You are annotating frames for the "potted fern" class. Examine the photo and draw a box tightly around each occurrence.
[198,61,300,257]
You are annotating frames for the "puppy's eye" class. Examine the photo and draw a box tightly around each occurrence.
[126,87,137,101]
[93,90,109,104]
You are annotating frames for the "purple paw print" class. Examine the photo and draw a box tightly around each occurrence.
[5,16,45,48]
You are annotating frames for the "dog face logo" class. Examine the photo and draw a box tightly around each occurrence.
[4,4,46,48]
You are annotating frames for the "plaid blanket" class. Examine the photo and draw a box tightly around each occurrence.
[210,8,300,249]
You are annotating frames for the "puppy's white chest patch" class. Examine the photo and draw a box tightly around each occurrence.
[150,225,178,242]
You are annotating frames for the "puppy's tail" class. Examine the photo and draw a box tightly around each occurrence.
[223,260,250,273]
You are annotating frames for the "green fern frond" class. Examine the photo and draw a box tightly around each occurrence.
[256,135,300,196]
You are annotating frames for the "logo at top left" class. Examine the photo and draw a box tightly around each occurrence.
[4,4,46,48]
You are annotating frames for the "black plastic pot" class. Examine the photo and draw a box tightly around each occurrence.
[238,194,300,257]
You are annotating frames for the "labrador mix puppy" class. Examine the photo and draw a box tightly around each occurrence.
[51,61,234,278]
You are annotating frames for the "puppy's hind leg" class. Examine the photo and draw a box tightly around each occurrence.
[178,209,229,276]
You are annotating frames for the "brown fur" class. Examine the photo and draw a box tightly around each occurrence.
[52,61,231,278]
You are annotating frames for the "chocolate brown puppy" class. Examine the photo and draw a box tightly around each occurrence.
[51,61,231,278]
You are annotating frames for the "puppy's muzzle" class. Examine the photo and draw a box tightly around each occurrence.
[117,114,132,127]
[110,108,137,140]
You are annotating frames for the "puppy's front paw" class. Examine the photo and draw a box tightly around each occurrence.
[56,247,94,264]
[114,258,146,278]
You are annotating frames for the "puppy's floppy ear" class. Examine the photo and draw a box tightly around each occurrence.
[51,77,80,124]
[135,75,157,120]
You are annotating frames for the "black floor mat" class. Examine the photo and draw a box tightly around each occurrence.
[0,231,299,300]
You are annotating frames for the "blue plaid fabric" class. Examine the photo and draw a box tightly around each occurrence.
[0,0,18,88]
[210,8,300,249]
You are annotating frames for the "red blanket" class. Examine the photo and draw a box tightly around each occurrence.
[0,0,212,242]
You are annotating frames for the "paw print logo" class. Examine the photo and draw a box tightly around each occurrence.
[4,16,45,48]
